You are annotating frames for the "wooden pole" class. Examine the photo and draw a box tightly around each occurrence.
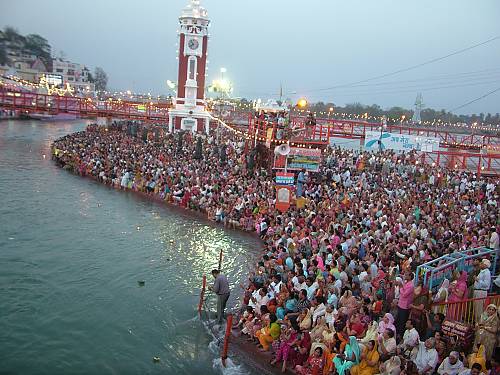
[221,314,233,367]
[218,249,223,271]
[197,274,207,317]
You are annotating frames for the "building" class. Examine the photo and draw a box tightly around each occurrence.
[168,0,211,134]
[52,58,94,93]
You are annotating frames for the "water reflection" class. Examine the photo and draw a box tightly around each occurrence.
[0,120,260,375]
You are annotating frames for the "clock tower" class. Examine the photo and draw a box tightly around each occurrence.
[169,0,211,134]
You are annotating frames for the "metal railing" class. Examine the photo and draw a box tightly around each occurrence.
[432,294,500,326]
[415,247,498,292]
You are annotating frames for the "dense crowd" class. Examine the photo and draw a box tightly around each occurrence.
[52,123,499,375]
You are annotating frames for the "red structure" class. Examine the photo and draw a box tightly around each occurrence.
[0,90,170,123]
[246,113,500,176]
[168,0,211,134]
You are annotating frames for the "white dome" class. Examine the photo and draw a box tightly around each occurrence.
[180,0,208,20]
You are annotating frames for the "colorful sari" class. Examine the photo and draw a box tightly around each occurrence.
[333,336,361,375]
[351,342,380,375]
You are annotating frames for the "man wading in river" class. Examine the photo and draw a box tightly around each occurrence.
[210,269,230,325]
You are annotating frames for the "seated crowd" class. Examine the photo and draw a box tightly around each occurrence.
[52,122,499,375]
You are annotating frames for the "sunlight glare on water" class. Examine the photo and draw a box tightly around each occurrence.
[0,120,259,375]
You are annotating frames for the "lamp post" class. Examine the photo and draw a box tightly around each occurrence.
[328,107,334,121]
[289,97,308,124]
[379,115,387,153]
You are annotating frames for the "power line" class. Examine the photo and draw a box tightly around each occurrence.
[236,67,500,98]
[451,86,500,111]
[302,35,500,93]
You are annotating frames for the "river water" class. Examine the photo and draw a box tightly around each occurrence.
[0,120,260,375]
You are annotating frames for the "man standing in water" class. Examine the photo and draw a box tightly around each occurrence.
[210,269,230,325]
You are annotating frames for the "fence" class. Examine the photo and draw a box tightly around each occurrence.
[432,294,500,326]
[415,247,498,292]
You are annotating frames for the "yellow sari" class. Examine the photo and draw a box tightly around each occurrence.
[351,342,380,375]
[468,344,486,371]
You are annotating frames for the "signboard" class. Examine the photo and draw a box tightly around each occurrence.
[364,131,439,152]
[441,320,474,348]
[285,148,321,172]
[275,186,291,212]
[275,172,294,186]
[44,74,63,86]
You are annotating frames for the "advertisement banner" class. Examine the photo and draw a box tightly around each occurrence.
[285,148,322,172]
[275,172,295,186]
[275,186,291,212]
[364,131,439,152]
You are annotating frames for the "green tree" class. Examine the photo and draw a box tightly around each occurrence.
[0,47,7,65]
[24,33,52,69]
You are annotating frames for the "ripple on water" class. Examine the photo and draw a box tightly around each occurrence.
[0,120,262,374]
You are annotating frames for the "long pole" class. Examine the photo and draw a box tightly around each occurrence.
[221,314,233,367]
[197,274,207,317]
[218,248,223,271]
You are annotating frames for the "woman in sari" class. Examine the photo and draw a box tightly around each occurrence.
[447,271,467,321]
[432,279,449,315]
[339,290,359,316]
[256,313,281,351]
[299,308,313,332]
[296,346,325,375]
[379,355,401,375]
[272,323,300,373]
[467,344,486,371]
[409,281,430,337]
[310,317,328,343]
[333,336,361,375]
[351,340,380,375]
[473,304,499,360]
[293,330,312,367]
[378,313,396,339]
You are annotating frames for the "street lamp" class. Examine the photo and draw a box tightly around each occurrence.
[288,97,308,126]
[328,107,334,120]
[379,115,388,152]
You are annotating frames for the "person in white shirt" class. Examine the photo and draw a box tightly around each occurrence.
[311,296,326,325]
[489,227,499,250]
[437,351,464,375]
[458,363,483,375]
[474,259,492,321]
[400,319,420,357]
[305,277,319,300]
[294,276,308,292]
[413,338,439,375]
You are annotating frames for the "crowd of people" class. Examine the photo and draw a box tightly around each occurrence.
[52,122,499,375]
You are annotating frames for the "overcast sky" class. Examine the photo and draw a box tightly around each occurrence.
[2,0,500,115]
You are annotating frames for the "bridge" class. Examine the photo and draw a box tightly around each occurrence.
[1,88,499,175]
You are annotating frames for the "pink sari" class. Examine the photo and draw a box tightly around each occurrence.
[447,271,468,320]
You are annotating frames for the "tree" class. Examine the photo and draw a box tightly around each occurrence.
[24,33,51,69]
[94,67,108,91]
[0,48,7,65]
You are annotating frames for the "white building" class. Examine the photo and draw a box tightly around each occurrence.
[52,58,94,93]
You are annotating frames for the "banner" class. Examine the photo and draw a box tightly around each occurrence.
[275,186,291,212]
[285,148,321,172]
[364,131,439,152]
[275,172,295,186]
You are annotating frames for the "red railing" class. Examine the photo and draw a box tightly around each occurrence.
[246,115,500,148]
[0,90,171,123]
[432,294,500,326]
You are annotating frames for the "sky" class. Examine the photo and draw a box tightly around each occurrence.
[2,0,500,115]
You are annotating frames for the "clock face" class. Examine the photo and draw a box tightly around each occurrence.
[188,38,199,50]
